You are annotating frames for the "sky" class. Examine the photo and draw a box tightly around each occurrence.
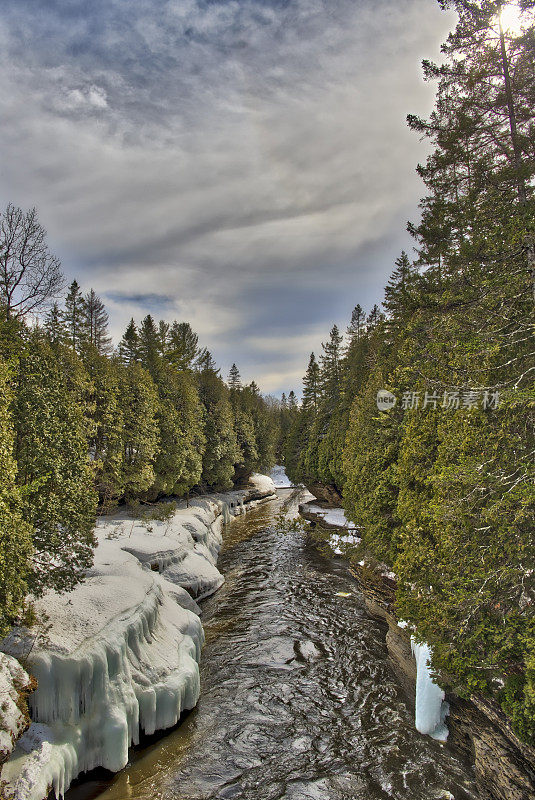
[0,0,456,395]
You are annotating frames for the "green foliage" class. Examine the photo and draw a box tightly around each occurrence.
[81,345,124,506]
[280,1,535,743]
[343,368,403,564]
[198,368,239,489]
[15,333,97,595]
[0,358,33,636]
[151,367,205,498]
[118,360,160,498]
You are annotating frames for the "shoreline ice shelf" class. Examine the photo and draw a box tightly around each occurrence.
[0,474,277,800]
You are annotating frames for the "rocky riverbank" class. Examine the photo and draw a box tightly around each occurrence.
[298,500,535,800]
[0,474,277,800]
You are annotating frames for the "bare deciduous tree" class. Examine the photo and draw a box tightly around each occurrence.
[0,204,64,320]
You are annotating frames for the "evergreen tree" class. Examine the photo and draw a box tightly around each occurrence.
[320,325,343,402]
[198,369,239,489]
[346,304,365,343]
[151,368,205,498]
[302,353,320,412]
[157,320,170,357]
[64,280,87,352]
[118,361,160,497]
[82,346,124,506]
[138,315,161,376]
[84,289,112,355]
[196,347,219,373]
[118,318,140,365]
[228,363,242,389]
[15,333,97,594]
[383,252,417,329]
[168,321,200,370]
[366,304,381,329]
[0,358,33,636]
[44,302,65,345]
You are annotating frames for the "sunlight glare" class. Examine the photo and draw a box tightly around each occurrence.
[498,3,525,36]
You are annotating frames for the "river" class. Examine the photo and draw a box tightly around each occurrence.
[67,488,479,800]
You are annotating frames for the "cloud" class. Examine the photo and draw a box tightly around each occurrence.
[0,0,456,395]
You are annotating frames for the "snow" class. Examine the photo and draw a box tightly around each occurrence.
[1,478,275,800]
[248,472,277,496]
[270,465,293,488]
[305,504,351,529]
[0,653,32,764]
[328,532,361,555]
[411,639,449,742]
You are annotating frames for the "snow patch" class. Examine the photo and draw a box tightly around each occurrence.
[411,638,449,742]
[328,532,361,555]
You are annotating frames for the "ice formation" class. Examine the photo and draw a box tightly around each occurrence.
[1,476,276,800]
[411,638,449,741]
[270,465,294,488]
[0,653,32,764]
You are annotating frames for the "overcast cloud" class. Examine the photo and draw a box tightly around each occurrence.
[0,0,455,393]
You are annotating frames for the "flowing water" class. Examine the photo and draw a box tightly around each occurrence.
[67,490,479,800]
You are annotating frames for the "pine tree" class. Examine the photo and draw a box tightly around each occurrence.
[228,363,242,390]
[320,325,343,401]
[196,348,219,373]
[366,304,381,330]
[64,280,87,352]
[84,289,112,355]
[302,352,320,412]
[118,318,140,365]
[138,315,161,377]
[168,321,200,370]
[346,304,365,344]
[157,320,170,356]
[44,302,65,345]
[383,252,416,327]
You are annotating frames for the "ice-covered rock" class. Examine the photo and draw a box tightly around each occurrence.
[411,638,449,741]
[0,653,33,765]
[248,472,277,497]
[1,479,275,800]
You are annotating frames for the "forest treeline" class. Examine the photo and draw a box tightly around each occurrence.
[282,0,535,743]
[0,239,279,634]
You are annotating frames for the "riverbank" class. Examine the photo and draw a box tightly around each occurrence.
[298,500,535,800]
[65,485,481,800]
[0,474,277,800]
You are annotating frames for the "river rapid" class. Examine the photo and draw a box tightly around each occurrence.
[67,489,479,800]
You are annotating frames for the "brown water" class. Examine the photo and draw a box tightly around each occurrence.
[67,490,479,800]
